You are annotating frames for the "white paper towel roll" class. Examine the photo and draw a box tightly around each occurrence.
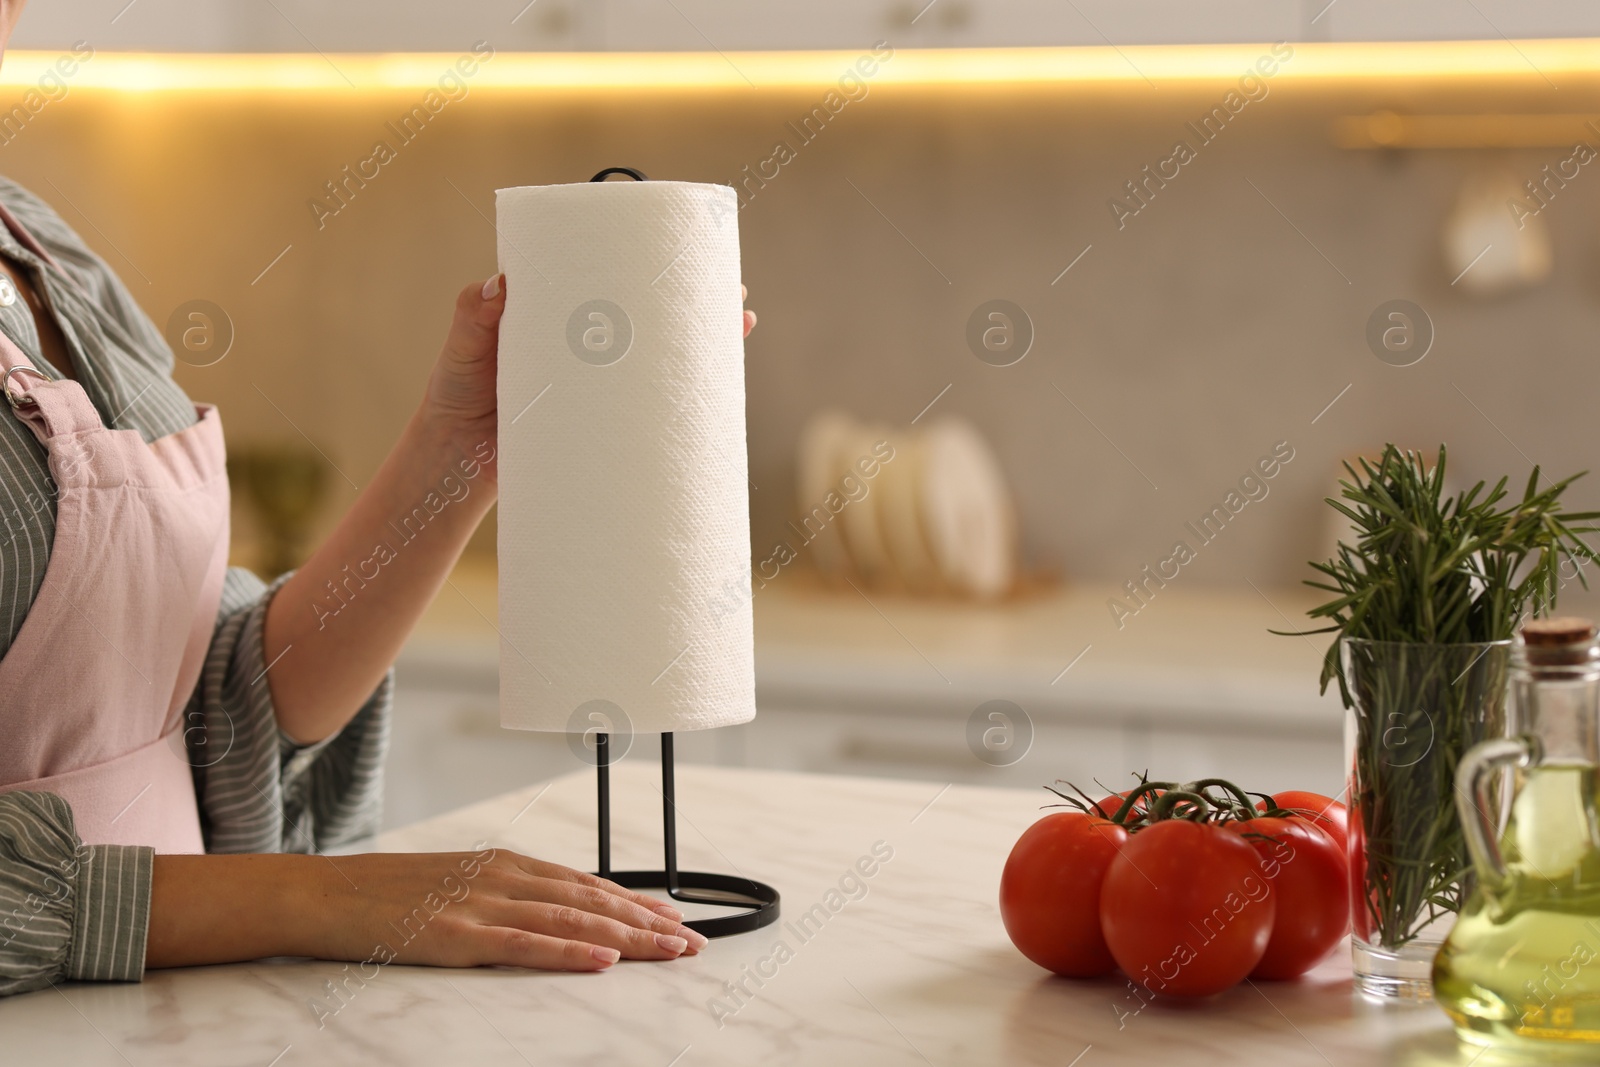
[495,179,755,735]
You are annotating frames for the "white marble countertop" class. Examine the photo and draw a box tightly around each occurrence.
[399,560,1342,732]
[0,765,1465,1066]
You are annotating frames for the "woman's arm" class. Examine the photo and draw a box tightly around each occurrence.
[261,279,506,744]
[146,848,707,972]
[0,792,708,991]
[148,275,747,974]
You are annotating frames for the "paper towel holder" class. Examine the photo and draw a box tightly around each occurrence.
[590,166,649,182]
[592,732,780,938]
[576,162,778,938]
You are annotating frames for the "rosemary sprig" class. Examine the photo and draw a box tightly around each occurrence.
[1293,446,1600,690]
[1281,444,1600,947]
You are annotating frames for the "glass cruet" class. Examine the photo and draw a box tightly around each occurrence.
[1434,616,1600,1052]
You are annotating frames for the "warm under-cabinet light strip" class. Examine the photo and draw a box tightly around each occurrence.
[1,40,1598,92]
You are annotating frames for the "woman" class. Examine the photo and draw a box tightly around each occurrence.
[0,3,757,995]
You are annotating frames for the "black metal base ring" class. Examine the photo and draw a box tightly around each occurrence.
[591,729,780,939]
[609,870,781,938]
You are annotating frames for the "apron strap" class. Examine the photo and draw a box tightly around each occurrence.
[0,198,107,441]
[0,200,64,270]
[0,312,104,446]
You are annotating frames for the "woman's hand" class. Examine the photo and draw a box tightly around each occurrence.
[740,284,757,337]
[148,849,708,973]
[420,276,759,483]
[419,277,505,479]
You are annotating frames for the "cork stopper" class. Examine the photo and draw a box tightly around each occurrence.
[1520,617,1600,666]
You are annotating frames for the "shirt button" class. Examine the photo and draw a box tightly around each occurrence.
[0,278,16,308]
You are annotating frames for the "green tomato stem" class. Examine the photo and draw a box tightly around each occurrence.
[1149,789,1211,822]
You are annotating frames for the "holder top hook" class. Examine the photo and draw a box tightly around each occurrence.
[590,166,649,182]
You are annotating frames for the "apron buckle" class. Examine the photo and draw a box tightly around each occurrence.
[3,365,44,409]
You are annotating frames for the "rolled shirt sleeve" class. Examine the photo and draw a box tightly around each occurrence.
[186,567,391,854]
[0,791,153,996]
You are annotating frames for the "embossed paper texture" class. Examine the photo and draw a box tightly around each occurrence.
[495,180,755,735]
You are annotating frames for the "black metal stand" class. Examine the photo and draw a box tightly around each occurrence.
[593,732,780,938]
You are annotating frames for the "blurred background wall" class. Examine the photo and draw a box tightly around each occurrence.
[8,2,1598,817]
[1,60,1595,603]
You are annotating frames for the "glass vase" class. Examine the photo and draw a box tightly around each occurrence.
[1341,638,1511,1000]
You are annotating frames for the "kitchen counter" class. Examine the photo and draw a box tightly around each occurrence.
[749,575,1340,728]
[0,765,1460,1066]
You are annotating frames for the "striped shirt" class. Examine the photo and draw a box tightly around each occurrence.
[0,176,391,996]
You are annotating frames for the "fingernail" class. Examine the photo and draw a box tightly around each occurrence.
[682,928,709,950]
[746,310,757,327]
[655,933,689,954]
[591,946,621,965]
[655,904,684,921]
[481,274,502,300]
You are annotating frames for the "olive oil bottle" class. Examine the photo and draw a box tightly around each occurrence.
[1435,618,1600,1052]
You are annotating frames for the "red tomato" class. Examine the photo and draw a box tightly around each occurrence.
[1258,790,1348,855]
[1000,813,1128,977]
[1099,819,1276,997]
[1226,817,1350,980]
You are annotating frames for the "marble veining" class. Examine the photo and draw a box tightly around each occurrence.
[0,764,1472,1066]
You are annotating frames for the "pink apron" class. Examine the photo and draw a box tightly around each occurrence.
[0,204,228,854]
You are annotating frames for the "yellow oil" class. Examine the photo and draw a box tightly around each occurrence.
[1434,765,1600,1049]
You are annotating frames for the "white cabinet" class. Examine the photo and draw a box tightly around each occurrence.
[734,701,1340,798]
[10,1,239,51]
[384,679,1342,831]
[8,0,602,53]
[384,667,574,832]
[381,577,1347,830]
[12,0,1600,53]
[384,655,751,830]
[594,0,1030,51]
[1317,0,1600,42]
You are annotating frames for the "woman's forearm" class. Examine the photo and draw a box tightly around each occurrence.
[262,407,497,744]
[145,850,703,973]
[146,854,314,966]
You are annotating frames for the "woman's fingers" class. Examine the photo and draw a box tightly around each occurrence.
[519,877,707,953]
[474,926,622,971]
[517,857,686,921]
[493,901,692,960]
[501,856,707,953]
